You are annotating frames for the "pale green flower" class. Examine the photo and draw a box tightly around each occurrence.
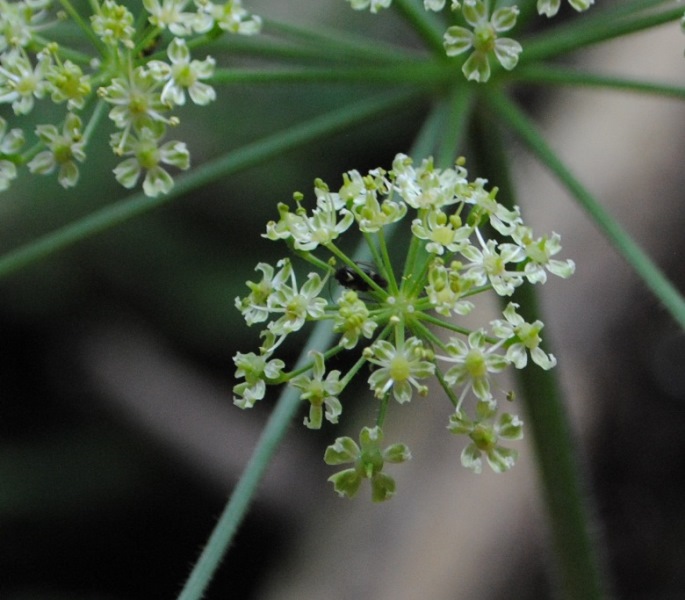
[290,351,343,429]
[440,329,509,403]
[267,271,328,335]
[365,338,435,403]
[460,229,526,296]
[148,38,216,107]
[143,0,210,36]
[511,225,576,284]
[465,179,521,235]
[111,125,189,197]
[333,290,378,349]
[0,0,52,51]
[391,154,469,210]
[339,166,401,231]
[0,47,51,114]
[538,0,594,18]
[325,426,411,502]
[346,0,393,14]
[443,0,522,82]
[425,258,475,317]
[0,115,24,191]
[201,0,262,35]
[91,0,135,48]
[99,66,173,135]
[28,112,86,188]
[448,401,523,473]
[491,303,557,370]
[411,209,471,255]
[235,260,293,326]
[233,350,285,408]
[45,58,91,110]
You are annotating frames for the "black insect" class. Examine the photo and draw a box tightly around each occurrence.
[334,262,388,293]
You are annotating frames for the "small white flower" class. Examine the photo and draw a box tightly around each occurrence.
[411,209,472,255]
[0,115,24,191]
[460,230,526,296]
[365,338,435,404]
[290,351,344,429]
[0,47,51,114]
[267,269,328,335]
[333,290,378,349]
[200,0,262,35]
[148,38,216,107]
[233,350,285,408]
[235,260,294,326]
[91,0,136,48]
[143,0,209,36]
[538,0,594,18]
[443,0,522,82]
[347,0,393,13]
[439,330,509,403]
[28,112,86,188]
[511,225,575,284]
[111,125,189,197]
[491,302,557,370]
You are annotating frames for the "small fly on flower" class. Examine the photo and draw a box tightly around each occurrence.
[335,262,388,292]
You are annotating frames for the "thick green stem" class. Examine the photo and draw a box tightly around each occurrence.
[520,4,683,64]
[513,64,685,99]
[211,62,453,86]
[177,325,337,600]
[473,107,610,599]
[393,0,447,55]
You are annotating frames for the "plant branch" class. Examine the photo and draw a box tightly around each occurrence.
[520,4,683,64]
[513,64,685,99]
[211,61,453,86]
[177,324,337,600]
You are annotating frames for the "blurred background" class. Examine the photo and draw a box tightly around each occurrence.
[1,1,685,599]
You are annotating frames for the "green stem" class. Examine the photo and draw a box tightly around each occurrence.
[473,106,610,600]
[263,17,420,63]
[211,62,452,86]
[486,89,685,330]
[177,324,337,600]
[513,64,685,99]
[520,4,683,64]
[0,90,423,280]
[435,84,476,168]
[393,0,447,56]
[58,0,104,52]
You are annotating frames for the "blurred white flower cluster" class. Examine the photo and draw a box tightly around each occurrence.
[0,0,261,195]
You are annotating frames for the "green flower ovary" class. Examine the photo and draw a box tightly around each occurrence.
[389,354,411,383]
[472,22,496,53]
[470,423,496,452]
[171,62,196,88]
[465,348,487,378]
[135,137,160,169]
[516,321,542,350]
[358,444,385,478]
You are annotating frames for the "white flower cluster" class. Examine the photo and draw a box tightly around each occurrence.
[234,153,575,488]
[345,0,594,82]
[0,0,261,195]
